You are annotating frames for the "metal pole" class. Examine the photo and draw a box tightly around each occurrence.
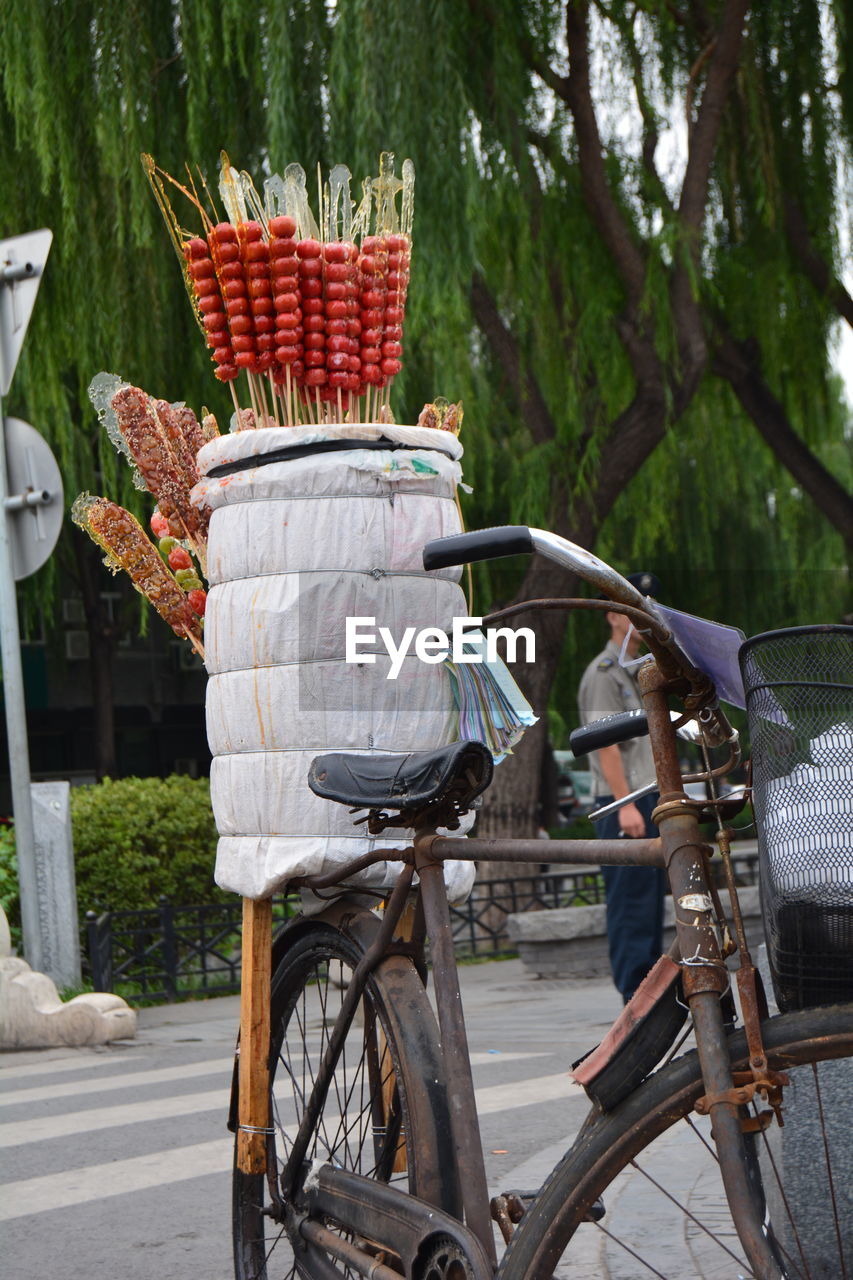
[0,393,41,969]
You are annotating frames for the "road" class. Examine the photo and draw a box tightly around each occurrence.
[0,961,620,1278]
[1,958,771,1278]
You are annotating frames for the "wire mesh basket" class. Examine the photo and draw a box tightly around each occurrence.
[740,625,853,1011]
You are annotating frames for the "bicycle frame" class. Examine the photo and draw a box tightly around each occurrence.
[253,525,793,1279]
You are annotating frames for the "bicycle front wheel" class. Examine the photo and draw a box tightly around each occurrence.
[499,1003,853,1280]
[233,915,460,1280]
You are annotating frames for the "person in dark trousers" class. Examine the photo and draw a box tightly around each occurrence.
[577,573,665,1002]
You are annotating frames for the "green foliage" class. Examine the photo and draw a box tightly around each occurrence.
[0,2,849,765]
[0,779,222,938]
[0,821,21,950]
[70,775,222,912]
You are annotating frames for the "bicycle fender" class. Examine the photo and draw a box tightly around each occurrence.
[571,955,687,1111]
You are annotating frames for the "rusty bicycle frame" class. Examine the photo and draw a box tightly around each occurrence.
[263,526,791,1280]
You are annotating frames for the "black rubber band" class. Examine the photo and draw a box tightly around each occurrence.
[205,436,423,478]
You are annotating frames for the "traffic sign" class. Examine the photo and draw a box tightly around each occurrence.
[0,229,53,395]
[2,416,64,580]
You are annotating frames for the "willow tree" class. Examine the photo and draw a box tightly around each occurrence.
[1,1,849,810]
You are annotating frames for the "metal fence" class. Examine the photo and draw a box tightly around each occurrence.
[84,848,759,1000]
[84,895,297,1003]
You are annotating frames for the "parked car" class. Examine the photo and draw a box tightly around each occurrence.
[554,751,594,821]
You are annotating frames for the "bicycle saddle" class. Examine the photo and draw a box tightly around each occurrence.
[308,741,494,812]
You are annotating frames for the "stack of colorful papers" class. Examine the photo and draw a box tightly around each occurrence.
[444,631,538,762]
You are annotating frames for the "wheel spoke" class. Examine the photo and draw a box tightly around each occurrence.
[812,1060,849,1280]
[234,929,440,1280]
[499,1007,853,1280]
[591,1218,670,1279]
[628,1156,751,1272]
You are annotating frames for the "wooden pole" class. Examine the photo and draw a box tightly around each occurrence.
[236,895,273,1174]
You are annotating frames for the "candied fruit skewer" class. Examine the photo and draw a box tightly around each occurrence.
[153,399,202,488]
[297,236,325,421]
[269,214,303,425]
[238,219,275,424]
[183,237,238,387]
[111,386,208,574]
[73,496,204,654]
[323,238,361,421]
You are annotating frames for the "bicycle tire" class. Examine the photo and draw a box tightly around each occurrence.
[233,915,461,1280]
[499,1003,853,1279]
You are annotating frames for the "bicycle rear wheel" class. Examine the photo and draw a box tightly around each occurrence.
[499,1003,853,1279]
[233,914,460,1279]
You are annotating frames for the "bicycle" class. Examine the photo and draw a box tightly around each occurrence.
[230,524,853,1280]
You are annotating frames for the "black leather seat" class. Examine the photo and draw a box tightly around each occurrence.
[308,741,493,812]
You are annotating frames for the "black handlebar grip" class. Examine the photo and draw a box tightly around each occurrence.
[570,708,650,756]
[423,525,534,571]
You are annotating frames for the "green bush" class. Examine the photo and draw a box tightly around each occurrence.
[70,775,223,912]
[0,820,21,949]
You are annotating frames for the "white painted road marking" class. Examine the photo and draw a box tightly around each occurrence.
[0,1052,147,1084]
[0,1063,576,1216]
[0,1137,233,1222]
[0,1057,233,1108]
[0,1050,539,1109]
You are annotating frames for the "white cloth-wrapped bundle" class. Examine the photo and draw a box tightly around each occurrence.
[193,423,476,900]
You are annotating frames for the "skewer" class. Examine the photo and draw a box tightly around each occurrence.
[245,371,262,430]
[228,380,242,424]
[255,372,272,428]
[184,629,206,660]
[285,365,294,427]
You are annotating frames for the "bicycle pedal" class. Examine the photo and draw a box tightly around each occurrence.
[502,1189,538,1217]
[491,1190,538,1243]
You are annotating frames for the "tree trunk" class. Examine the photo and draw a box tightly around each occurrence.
[714,334,853,556]
[73,531,118,779]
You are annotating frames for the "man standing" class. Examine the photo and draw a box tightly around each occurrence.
[577,574,665,1002]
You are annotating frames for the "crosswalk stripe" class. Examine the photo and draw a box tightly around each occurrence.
[0,1068,576,1154]
[0,1137,233,1222]
[0,1057,233,1108]
[0,1053,148,1084]
[476,1072,581,1113]
[0,1087,230,1149]
[0,1049,538,1112]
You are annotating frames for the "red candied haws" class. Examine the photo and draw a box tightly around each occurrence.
[208,222,256,378]
[238,221,274,375]
[323,240,361,400]
[380,232,411,383]
[298,238,327,392]
[269,217,304,382]
[183,236,238,384]
[358,235,389,391]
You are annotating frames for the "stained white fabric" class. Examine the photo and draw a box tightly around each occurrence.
[193,423,476,901]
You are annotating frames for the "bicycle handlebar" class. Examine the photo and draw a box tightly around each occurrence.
[423,524,736,747]
[570,709,650,756]
[424,526,653,609]
[422,525,534,569]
